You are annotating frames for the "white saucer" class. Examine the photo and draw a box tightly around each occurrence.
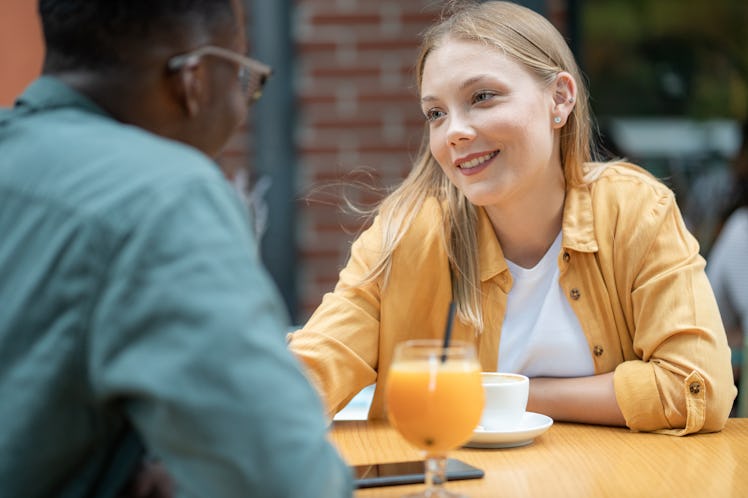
[464,412,553,449]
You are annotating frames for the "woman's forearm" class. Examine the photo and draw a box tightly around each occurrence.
[527,372,626,427]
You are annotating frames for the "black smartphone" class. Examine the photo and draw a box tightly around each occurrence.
[353,458,484,488]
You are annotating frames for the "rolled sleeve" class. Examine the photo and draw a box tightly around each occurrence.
[615,362,708,435]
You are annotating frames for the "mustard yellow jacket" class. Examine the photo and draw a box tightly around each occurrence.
[290,163,736,435]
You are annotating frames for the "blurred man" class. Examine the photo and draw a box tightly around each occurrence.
[0,1,353,496]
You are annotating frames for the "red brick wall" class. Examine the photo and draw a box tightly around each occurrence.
[292,0,444,320]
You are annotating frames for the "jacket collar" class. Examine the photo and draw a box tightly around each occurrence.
[562,180,599,253]
[476,207,508,282]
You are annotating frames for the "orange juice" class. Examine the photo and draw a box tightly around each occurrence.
[385,360,484,454]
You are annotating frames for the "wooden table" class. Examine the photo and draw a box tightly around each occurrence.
[330,418,748,497]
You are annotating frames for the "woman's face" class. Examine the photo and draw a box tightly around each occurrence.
[420,37,564,210]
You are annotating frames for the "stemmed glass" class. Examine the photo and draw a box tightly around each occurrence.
[385,339,484,498]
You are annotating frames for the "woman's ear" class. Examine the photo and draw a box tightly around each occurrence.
[551,71,577,128]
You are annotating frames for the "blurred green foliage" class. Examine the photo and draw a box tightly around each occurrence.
[582,0,748,120]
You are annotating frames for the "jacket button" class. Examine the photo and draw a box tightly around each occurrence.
[563,252,570,263]
[570,288,581,300]
[593,345,604,356]
[689,382,701,395]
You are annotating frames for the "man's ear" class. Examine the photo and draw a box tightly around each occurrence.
[170,62,203,117]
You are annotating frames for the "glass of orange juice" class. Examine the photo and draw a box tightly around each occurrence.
[385,339,484,498]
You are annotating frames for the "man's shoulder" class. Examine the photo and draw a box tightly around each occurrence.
[66,111,216,178]
[2,107,231,234]
[109,126,223,195]
[78,127,232,229]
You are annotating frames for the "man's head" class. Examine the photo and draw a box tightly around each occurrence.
[39,0,237,73]
[37,0,268,157]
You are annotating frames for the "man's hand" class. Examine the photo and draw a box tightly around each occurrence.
[117,460,174,498]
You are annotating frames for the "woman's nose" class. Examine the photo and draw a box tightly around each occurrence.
[446,113,476,145]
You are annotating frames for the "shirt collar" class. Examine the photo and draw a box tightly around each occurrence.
[13,76,109,119]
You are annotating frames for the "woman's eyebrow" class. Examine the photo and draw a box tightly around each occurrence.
[421,74,495,104]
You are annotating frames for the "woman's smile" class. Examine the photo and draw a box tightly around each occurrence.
[456,150,500,174]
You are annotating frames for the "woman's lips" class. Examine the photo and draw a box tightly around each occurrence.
[456,150,499,175]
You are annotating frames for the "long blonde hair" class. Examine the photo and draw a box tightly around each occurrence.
[360,1,597,333]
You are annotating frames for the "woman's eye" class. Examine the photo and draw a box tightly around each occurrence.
[424,109,445,122]
[473,91,495,103]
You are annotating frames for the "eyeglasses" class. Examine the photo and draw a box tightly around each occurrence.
[167,46,273,106]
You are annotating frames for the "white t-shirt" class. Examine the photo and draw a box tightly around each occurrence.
[498,231,595,377]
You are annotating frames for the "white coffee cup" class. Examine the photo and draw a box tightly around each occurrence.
[479,372,529,431]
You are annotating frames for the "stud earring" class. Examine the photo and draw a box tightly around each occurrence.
[568,97,575,103]
[553,116,562,124]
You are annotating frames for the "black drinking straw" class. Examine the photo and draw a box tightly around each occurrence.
[441,300,457,363]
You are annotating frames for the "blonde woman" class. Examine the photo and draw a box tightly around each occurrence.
[289,0,736,435]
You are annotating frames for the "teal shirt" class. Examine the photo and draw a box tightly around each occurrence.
[0,77,353,498]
